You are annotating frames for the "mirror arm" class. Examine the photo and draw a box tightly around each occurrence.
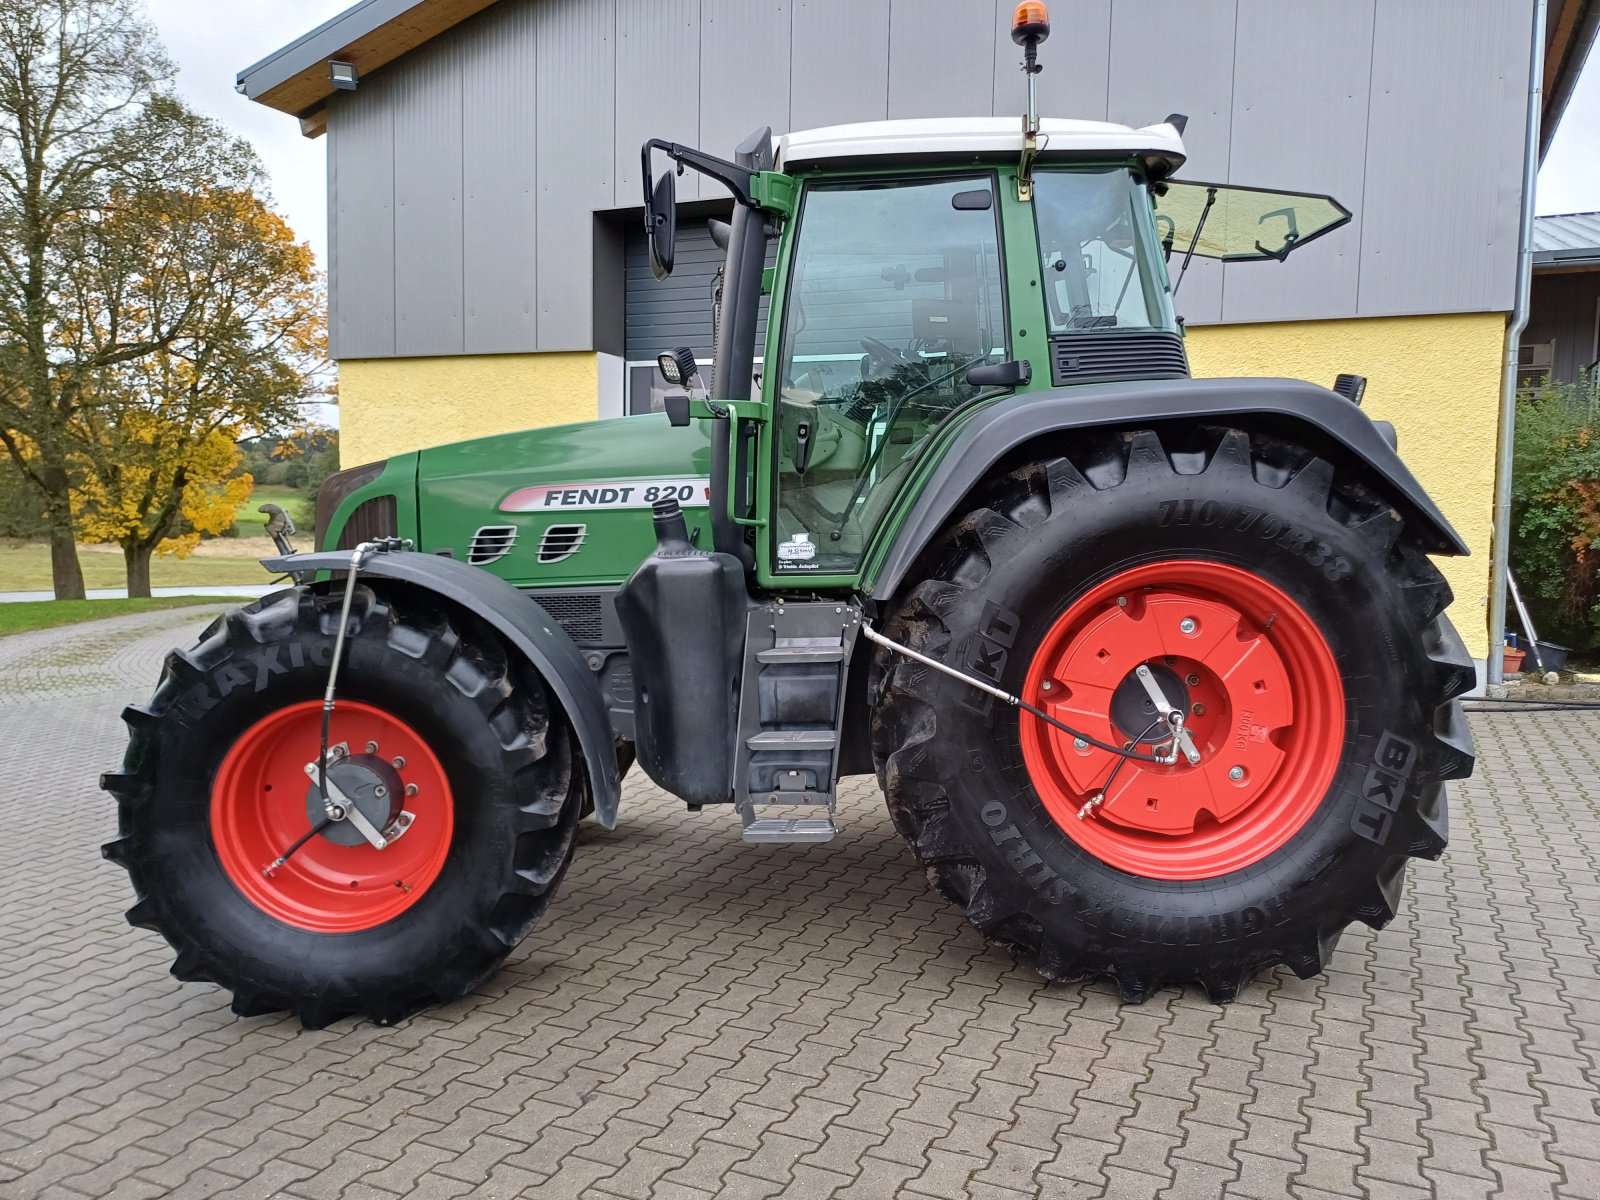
[641,138,757,209]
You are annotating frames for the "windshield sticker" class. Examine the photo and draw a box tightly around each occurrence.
[778,532,818,562]
[500,479,711,512]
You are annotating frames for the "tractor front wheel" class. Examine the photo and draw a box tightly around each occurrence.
[871,427,1475,1002]
[102,585,583,1028]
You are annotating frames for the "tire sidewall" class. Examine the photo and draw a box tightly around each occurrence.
[143,618,542,997]
[910,449,1434,960]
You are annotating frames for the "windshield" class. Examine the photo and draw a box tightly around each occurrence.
[1152,181,1351,262]
[1032,169,1170,333]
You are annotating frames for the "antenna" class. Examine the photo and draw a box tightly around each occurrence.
[1012,3,1051,201]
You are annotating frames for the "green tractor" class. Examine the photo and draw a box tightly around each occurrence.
[103,9,1473,1027]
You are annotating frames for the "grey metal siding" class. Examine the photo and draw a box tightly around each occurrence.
[328,73,397,359]
[1219,0,1374,324]
[1359,0,1530,316]
[326,0,1536,362]
[792,0,889,130]
[463,2,539,354]
[392,33,465,357]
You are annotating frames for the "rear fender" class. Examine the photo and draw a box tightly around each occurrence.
[266,549,623,827]
[866,377,1469,602]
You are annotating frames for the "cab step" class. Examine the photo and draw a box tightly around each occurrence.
[731,600,861,846]
[740,814,838,843]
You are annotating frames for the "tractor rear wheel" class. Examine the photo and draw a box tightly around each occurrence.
[102,584,582,1028]
[870,427,1475,1002]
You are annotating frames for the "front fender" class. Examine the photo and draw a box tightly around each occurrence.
[265,549,623,827]
[865,376,1469,602]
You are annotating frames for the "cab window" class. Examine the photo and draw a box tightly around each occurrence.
[772,175,1006,574]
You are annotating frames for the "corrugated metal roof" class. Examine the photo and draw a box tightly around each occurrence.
[1533,212,1600,267]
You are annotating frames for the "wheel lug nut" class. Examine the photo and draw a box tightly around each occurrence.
[404,783,419,798]
[1073,738,1088,752]
[1116,596,1128,607]
[1041,681,1053,692]
[1192,703,1206,717]
[1187,674,1200,686]
[1228,765,1245,782]
[366,741,380,754]
[392,756,406,769]
[1179,617,1197,635]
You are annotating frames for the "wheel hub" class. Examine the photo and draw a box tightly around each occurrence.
[1020,560,1345,880]
[1108,662,1189,745]
[305,755,403,847]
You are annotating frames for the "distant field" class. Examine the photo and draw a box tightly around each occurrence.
[234,484,314,533]
[0,596,253,637]
[0,541,277,593]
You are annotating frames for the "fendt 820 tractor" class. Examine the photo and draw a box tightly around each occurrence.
[103,6,1474,1027]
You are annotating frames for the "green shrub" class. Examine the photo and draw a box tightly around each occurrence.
[1511,372,1600,652]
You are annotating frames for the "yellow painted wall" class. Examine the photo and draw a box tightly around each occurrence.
[336,352,600,465]
[336,316,1503,659]
[1186,312,1504,660]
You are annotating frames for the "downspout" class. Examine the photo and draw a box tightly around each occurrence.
[1487,0,1547,691]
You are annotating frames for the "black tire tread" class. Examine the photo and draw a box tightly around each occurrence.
[871,426,1475,1003]
[103,584,582,1028]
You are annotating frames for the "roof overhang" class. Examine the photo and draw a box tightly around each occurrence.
[236,0,501,136]
[1544,0,1600,158]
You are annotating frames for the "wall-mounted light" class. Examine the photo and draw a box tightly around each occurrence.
[328,60,359,91]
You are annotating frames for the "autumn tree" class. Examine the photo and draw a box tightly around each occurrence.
[69,170,326,596]
[0,0,176,598]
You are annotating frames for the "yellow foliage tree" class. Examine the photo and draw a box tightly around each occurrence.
[67,180,326,595]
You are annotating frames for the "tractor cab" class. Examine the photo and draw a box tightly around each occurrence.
[642,112,1350,580]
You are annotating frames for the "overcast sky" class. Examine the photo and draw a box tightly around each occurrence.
[148,2,1600,268]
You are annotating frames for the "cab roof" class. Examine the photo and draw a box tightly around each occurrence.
[774,116,1187,179]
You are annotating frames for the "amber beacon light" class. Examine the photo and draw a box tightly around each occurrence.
[1012,2,1051,52]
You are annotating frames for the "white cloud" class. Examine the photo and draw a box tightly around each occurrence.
[1539,47,1600,216]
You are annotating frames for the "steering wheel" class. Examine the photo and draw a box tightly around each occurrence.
[860,337,906,371]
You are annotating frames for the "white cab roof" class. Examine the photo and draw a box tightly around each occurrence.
[775,116,1187,177]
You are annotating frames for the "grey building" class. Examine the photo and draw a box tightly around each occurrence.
[238,0,1598,663]
[1526,211,1600,383]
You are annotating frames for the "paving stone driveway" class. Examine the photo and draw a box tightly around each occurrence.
[1,608,1598,1199]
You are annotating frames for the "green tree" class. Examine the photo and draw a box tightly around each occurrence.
[0,0,183,598]
[68,173,327,595]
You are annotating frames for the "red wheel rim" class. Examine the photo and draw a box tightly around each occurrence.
[1020,560,1344,880]
[211,700,454,932]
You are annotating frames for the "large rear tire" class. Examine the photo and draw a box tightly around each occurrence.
[102,584,583,1028]
[870,427,1475,1002]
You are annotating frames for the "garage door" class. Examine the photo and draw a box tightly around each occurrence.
[624,218,770,413]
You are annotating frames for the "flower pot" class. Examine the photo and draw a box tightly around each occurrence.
[1502,646,1526,674]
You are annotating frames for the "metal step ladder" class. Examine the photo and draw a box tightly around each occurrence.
[733,601,861,843]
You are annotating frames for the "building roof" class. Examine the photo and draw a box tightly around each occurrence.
[1533,211,1600,269]
[242,0,1600,144]
[774,117,1186,177]
[236,0,499,135]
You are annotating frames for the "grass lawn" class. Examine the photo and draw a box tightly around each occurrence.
[0,595,253,637]
[0,540,277,593]
[234,484,313,533]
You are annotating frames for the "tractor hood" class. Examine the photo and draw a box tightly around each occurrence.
[413,412,717,589]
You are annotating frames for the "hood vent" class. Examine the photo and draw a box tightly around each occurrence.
[468,525,518,564]
[538,524,587,564]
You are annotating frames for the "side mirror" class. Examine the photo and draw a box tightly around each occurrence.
[645,168,677,280]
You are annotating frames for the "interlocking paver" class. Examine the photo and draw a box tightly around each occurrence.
[3,611,1599,1198]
